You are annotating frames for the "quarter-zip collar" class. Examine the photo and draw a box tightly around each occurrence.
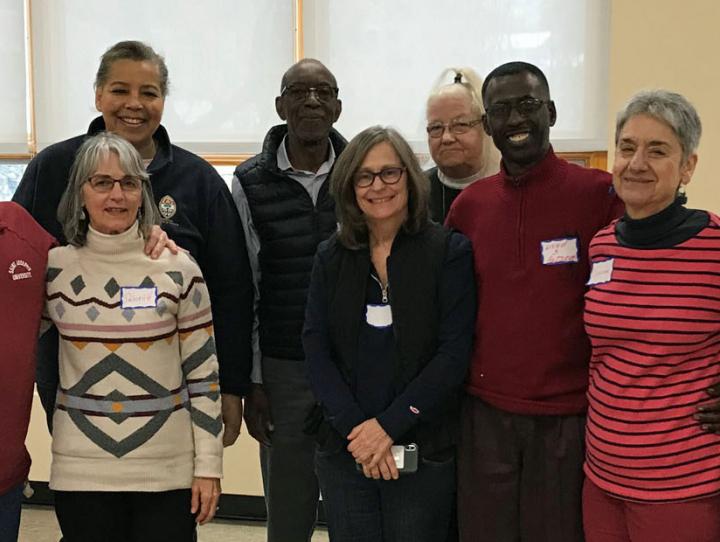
[499,146,559,187]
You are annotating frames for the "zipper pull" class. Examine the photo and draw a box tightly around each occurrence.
[381,286,388,304]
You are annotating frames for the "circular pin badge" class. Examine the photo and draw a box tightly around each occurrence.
[158,195,177,221]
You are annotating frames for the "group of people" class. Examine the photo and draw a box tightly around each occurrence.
[1,38,719,542]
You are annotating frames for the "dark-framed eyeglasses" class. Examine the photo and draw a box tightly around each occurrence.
[426,119,482,138]
[87,175,143,193]
[485,97,549,121]
[280,85,339,102]
[353,167,406,188]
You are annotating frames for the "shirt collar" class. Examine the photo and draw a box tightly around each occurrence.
[277,135,336,176]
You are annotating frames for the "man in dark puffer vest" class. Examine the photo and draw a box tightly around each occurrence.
[231,58,346,542]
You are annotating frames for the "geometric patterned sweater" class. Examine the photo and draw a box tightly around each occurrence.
[43,223,222,491]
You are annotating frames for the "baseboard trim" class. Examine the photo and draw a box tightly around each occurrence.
[24,480,327,523]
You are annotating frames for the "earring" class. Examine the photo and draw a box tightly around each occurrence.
[677,184,688,205]
[80,208,87,221]
[137,206,144,221]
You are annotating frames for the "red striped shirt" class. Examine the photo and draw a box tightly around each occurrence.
[584,214,720,503]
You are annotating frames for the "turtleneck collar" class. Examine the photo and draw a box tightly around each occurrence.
[437,168,487,189]
[615,197,709,249]
[85,221,145,256]
[499,146,560,187]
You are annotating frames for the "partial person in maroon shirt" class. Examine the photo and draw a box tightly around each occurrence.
[0,202,56,542]
[446,61,623,542]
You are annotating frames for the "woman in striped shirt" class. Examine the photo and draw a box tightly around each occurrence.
[583,90,720,542]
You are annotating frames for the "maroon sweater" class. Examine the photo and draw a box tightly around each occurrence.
[0,203,55,494]
[446,148,622,415]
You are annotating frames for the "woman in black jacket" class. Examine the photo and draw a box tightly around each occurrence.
[302,126,476,542]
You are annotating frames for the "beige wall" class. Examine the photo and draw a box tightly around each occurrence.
[609,0,720,212]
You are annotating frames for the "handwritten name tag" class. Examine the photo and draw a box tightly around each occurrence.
[366,304,393,328]
[587,259,614,286]
[541,237,579,265]
[120,287,158,309]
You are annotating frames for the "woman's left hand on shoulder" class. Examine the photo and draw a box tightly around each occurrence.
[191,476,222,525]
[144,225,180,259]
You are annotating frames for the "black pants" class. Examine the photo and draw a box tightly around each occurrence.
[54,489,196,542]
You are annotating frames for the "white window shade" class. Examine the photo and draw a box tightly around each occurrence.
[0,0,29,153]
[304,0,610,153]
[32,0,294,154]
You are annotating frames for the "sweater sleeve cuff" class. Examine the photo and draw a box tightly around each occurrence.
[194,455,223,480]
[376,402,420,442]
[219,380,251,398]
[330,405,367,439]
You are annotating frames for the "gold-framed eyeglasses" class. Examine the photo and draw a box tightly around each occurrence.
[87,175,143,193]
[426,119,482,138]
[353,167,406,188]
[280,85,339,102]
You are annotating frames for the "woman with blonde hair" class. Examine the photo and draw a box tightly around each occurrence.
[425,67,500,221]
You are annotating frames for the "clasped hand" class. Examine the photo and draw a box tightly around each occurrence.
[347,418,399,481]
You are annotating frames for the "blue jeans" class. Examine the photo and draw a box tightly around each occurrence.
[0,484,23,542]
[316,448,455,542]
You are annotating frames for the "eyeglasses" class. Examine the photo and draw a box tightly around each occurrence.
[485,98,548,121]
[87,175,143,193]
[353,167,406,188]
[280,85,339,102]
[426,119,482,138]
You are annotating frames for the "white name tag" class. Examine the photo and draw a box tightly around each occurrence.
[366,304,393,328]
[391,445,405,469]
[541,237,579,265]
[120,287,158,309]
[587,258,614,286]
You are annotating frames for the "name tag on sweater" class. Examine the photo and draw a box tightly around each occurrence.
[587,258,614,286]
[366,304,393,328]
[541,237,579,265]
[121,287,158,308]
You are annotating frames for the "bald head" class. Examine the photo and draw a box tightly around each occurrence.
[280,58,337,93]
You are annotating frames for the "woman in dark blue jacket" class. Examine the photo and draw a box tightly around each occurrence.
[303,125,476,542]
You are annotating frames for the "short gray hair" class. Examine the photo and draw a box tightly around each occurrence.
[58,132,160,246]
[95,40,170,96]
[330,126,430,249]
[616,89,702,162]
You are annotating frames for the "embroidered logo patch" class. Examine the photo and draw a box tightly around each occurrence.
[8,259,32,281]
[158,195,177,221]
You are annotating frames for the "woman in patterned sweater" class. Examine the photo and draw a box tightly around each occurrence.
[583,90,720,541]
[43,132,222,542]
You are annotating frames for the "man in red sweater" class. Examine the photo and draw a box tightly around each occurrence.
[446,62,623,542]
[0,202,55,541]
